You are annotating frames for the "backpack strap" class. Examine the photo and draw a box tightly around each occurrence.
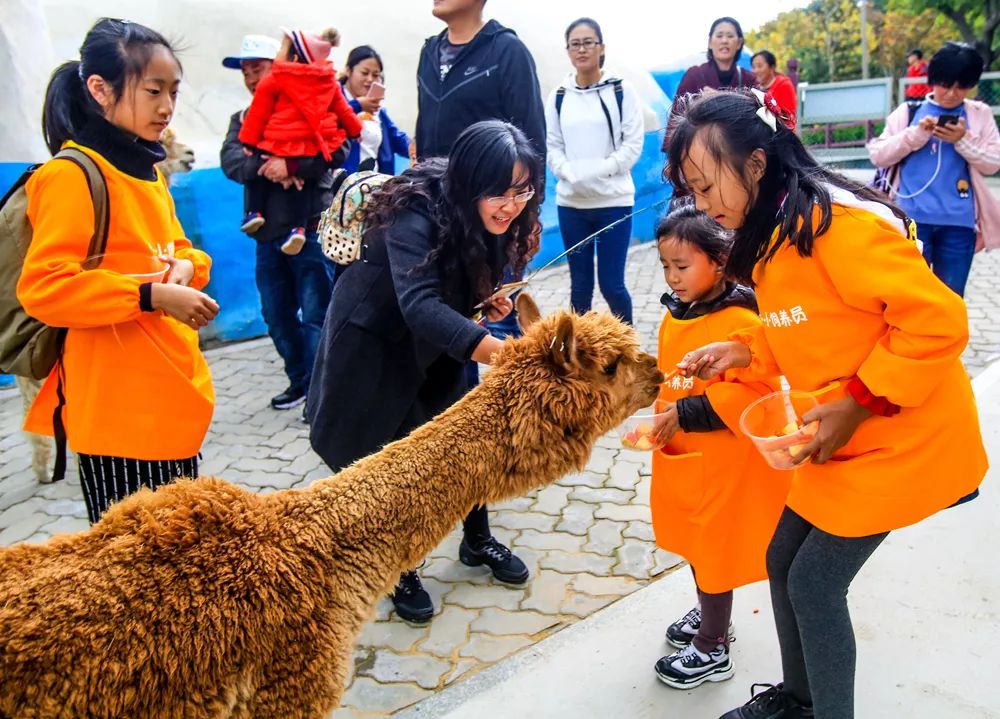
[555,87,566,117]
[597,80,625,150]
[47,148,109,482]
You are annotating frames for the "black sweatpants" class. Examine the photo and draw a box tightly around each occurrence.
[767,506,888,719]
[77,453,199,524]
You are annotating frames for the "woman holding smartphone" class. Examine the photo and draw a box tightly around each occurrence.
[339,45,411,174]
[308,120,541,625]
[868,41,1000,297]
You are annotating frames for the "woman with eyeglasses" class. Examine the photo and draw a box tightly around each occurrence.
[546,17,644,324]
[308,120,542,625]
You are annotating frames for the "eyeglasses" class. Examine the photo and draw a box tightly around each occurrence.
[483,190,535,208]
[567,39,601,52]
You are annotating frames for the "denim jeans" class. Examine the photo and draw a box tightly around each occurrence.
[557,205,633,324]
[255,231,333,391]
[916,223,976,297]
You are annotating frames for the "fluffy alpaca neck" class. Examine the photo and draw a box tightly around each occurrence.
[282,378,565,610]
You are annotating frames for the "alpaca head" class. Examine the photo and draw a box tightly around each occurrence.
[156,127,195,185]
[484,293,662,486]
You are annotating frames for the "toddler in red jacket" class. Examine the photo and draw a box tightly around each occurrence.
[239,28,363,254]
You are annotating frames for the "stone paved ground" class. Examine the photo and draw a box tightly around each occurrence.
[2,240,1000,717]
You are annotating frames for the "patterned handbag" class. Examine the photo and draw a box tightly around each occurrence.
[318,170,393,265]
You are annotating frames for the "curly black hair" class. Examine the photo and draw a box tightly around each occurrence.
[365,120,542,304]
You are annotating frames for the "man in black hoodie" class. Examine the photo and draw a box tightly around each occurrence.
[415,0,546,160]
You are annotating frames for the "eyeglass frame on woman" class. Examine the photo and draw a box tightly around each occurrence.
[482,189,536,208]
[567,39,601,52]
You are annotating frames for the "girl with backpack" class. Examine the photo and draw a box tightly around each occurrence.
[669,89,986,719]
[546,17,644,325]
[17,18,219,524]
[308,120,541,625]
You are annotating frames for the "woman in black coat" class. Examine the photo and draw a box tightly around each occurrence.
[307,120,542,624]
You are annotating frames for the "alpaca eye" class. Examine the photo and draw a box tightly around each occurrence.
[603,359,620,376]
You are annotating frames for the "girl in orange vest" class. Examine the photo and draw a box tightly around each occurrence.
[18,18,218,524]
[666,90,986,719]
[650,205,788,690]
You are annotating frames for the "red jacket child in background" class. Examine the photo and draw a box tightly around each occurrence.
[904,48,930,100]
[239,28,363,255]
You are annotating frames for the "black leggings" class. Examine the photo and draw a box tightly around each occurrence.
[767,506,888,719]
[77,453,199,524]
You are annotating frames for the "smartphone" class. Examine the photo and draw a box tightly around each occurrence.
[937,114,959,126]
[366,81,386,101]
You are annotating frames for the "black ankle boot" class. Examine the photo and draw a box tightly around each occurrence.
[459,536,529,585]
[391,570,434,625]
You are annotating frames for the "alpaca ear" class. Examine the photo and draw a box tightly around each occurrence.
[547,314,578,374]
[516,292,542,331]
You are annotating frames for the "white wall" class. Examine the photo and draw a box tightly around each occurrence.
[2,0,807,165]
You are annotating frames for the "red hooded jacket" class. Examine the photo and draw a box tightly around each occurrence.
[239,60,362,160]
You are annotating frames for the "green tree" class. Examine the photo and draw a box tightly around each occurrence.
[887,0,999,69]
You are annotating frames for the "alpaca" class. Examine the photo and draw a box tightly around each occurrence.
[156,126,195,185]
[0,294,662,719]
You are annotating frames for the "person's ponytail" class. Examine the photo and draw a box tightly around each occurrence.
[42,60,96,156]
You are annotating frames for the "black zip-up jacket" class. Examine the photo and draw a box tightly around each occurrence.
[661,283,760,433]
[415,20,546,160]
[219,109,348,243]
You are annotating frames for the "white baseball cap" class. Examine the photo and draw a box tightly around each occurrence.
[222,35,280,69]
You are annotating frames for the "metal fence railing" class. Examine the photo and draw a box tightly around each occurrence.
[898,71,1000,112]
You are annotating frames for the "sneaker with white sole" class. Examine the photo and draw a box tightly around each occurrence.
[241,211,265,234]
[280,227,306,255]
[655,643,734,689]
[666,605,736,648]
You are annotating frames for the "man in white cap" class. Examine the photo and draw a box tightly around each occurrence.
[220,35,340,416]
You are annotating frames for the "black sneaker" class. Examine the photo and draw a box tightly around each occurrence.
[719,683,815,719]
[271,385,306,410]
[666,605,736,648]
[655,643,734,689]
[391,570,434,625]
[459,536,529,585]
[301,404,310,424]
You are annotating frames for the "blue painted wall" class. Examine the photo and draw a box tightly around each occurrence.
[1,108,671,390]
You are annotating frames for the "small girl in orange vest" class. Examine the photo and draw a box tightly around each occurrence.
[649,205,789,690]
[667,90,986,719]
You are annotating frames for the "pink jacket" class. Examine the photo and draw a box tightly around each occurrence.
[868,97,1000,251]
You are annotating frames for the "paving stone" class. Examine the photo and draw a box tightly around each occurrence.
[556,471,607,488]
[489,511,557,532]
[594,503,652,523]
[418,606,477,658]
[561,592,616,618]
[470,607,561,637]
[446,583,525,610]
[364,650,451,690]
[569,486,633,505]
[583,519,626,555]
[0,512,53,546]
[572,573,640,597]
[492,496,535,512]
[554,500,597,536]
[443,658,480,686]
[521,569,571,615]
[356,620,428,653]
[420,556,490,585]
[613,539,656,578]
[338,676,429,715]
[532,484,571,515]
[583,447,617,474]
[539,551,615,575]
[652,548,687,576]
[459,634,534,663]
[607,462,642,491]
[514,528,584,553]
[623,520,655,542]
[40,515,89,537]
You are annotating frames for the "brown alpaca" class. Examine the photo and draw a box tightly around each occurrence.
[0,295,662,719]
[156,127,195,185]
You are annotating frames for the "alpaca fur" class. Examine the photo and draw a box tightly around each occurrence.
[0,295,662,719]
[156,127,195,185]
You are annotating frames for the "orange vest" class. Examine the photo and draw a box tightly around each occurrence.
[18,142,214,460]
[652,304,789,593]
[732,196,987,537]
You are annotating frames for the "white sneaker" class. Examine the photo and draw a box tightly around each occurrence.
[654,643,734,689]
[280,227,306,256]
